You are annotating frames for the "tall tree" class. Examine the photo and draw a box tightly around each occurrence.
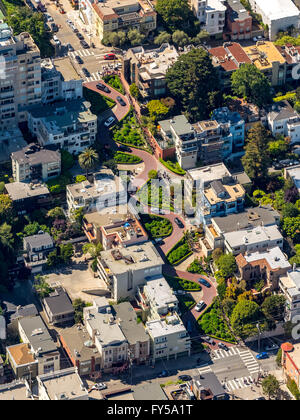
[231,63,272,107]
[165,48,221,121]
[262,375,280,400]
[242,123,271,183]
[78,148,99,176]
[82,242,103,259]
[156,0,194,33]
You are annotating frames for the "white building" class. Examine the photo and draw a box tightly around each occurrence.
[83,298,129,372]
[267,101,300,145]
[249,0,300,41]
[146,314,191,364]
[279,268,300,321]
[284,164,300,194]
[223,224,283,255]
[97,242,164,301]
[191,0,227,36]
[27,100,97,155]
[67,169,127,215]
[37,368,88,400]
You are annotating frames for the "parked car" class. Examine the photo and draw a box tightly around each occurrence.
[173,290,186,295]
[82,68,90,77]
[154,237,164,245]
[202,336,215,345]
[76,32,84,40]
[116,96,126,106]
[67,43,74,52]
[104,116,115,127]
[53,35,60,45]
[75,55,83,64]
[92,382,107,391]
[256,352,269,360]
[195,301,206,312]
[158,370,168,378]
[218,342,228,351]
[265,343,279,352]
[96,83,110,93]
[80,40,89,49]
[50,23,58,32]
[104,53,116,60]
[174,217,184,228]
[178,374,192,382]
[198,278,211,288]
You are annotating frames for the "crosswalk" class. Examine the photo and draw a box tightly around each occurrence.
[212,346,240,359]
[197,365,213,375]
[68,49,95,59]
[84,72,104,83]
[223,376,254,392]
[237,348,260,375]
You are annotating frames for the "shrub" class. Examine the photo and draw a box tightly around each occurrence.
[142,214,173,238]
[103,75,125,94]
[114,152,142,164]
[159,158,186,175]
[287,377,300,400]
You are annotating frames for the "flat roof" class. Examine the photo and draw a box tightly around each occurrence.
[133,383,167,400]
[53,57,82,81]
[11,143,60,166]
[144,276,178,311]
[286,342,300,371]
[7,343,37,367]
[159,114,194,136]
[187,163,231,184]
[252,0,300,20]
[18,316,57,354]
[0,381,32,400]
[243,41,286,70]
[38,368,88,400]
[243,246,291,270]
[285,165,300,192]
[84,205,131,227]
[224,224,283,248]
[5,182,50,201]
[99,242,163,275]
[146,314,187,338]
[113,302,149,345]
[59,324,101,362]
[280,269,300,298]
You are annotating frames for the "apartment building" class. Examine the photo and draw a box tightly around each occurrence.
[83,298,129,373]
[191,0,226,37]
[18,316,60,376]
[37,368,89,400]
[42,287,75,326]
[281,342,300,389]
[146,313,191,364]
[0,24,41,130]
[225,0,252,41]
[123,43,178,99]
[114,302,150,365]
[90,0,157,41]
[249,0,300,41]
[83,207,148,248]
[6,343,38,380]
[223,224,283,255]
[67,169,127,216]
[0,381,33,400]
[138,275,179,321]
[275,44,300,85]
[284,164,300,194]
[236,246,291,290]
[97,242,164,301]
[5,181,51,216]
[211,107,245,154]
[23,232,55,274]
[267,101,300,145]
[27,100,97,155]
[41,58,83,104]
[11,143,61,183]
[201,205,280,256]
[279,268,300,321]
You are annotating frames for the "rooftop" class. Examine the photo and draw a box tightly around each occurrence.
[53,57,82,82]
[23,232,54,250]
[0,127,27,163]
[113,302,149,345]
[268,101,298,122]
[212,205,280,233]
[204,179,245,205]
[252,0,300,20]
[209,42,251,72]
[11,143,61,167]
[5,182,50,201]
[0,381,32,400]
[285,164,300,192]
[280,269,300,298]
[43,287,74,316]
[224,224,283,248]
[84,205,130,227]
[211,107,244,126]
[237,246,291,270]
[187,163,231,185]
[159,114,194,137]
[193,372,226,397]
[146,313,187,338]
[227,0,250,21]
[59,324,101,362]
[18,315,57,355]
[284,342,300,371]
[7,343,37,367]
[243,41,286,70]
[143,276,178,312]
[99,242,163,275]
[38,368,88,400]
[133,383,167,400]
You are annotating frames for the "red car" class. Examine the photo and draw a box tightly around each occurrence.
[104,53,116,60]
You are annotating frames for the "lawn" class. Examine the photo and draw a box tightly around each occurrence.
[164,274,201,291]
[140,214,173,238]
[114,151,142,164]
[166,236,192,265]
[187,259,207,275]
[159,158,186,175]
[83,86,115,115]
[113,113,146,148]
[103,74,125,94]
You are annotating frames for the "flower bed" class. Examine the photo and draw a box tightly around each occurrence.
[113,113,146,148]
[114,152,142,164]
[166,236,192,265]
[140,214,173,238]
[103,74,125,94]
[159,158,186,175]
[164,274,201,291]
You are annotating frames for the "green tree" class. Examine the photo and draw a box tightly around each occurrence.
[230,300,261,338]
[242,123,271,182]
[78,148,99,176]
[59,243,74,264]
[262,375,280,400]
[231,63,272,107]
[129,83,140,100]
[154,31,171,45]
[73,298,92,324]
[282,203,299,218]
[47,249,60,267]
[61,150,75,172]
[71,207,84,225]
[165,48,221,121]
[34,274,53,298]
[172,30,190,47]
[276,348,282,367]
[156,0,194,32]
[148,170,158,179]
[82,242,103,259]
[47,207,65,220]
[147,100,169,121]
[268,138,290,160]
[0,194,13,224]
[75,175,87,184]
[127,29,145,46]
[282,216,300,241]
[0,223,13,250]
[261,295,286,321]
[193,30,209,44]
[216,253,237,279]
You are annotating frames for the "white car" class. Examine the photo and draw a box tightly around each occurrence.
[104,116,115,127]
[195,301,206,312]
[92,383,107,391]
[53,36,61,45]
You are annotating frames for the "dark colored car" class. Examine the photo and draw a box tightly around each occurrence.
[75,55,83,64]
[82,67,90,77]
[198,278,211,288]
[118,145,131,152]
[96,83,110,93]
[50,23,58,32]
[174,217,184,228]
[116,96,126,106]
[80,40,89,49]
[158,370,168,378]
[218,342,228,351]
[76,32,84,40]
[178,375,192,382]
